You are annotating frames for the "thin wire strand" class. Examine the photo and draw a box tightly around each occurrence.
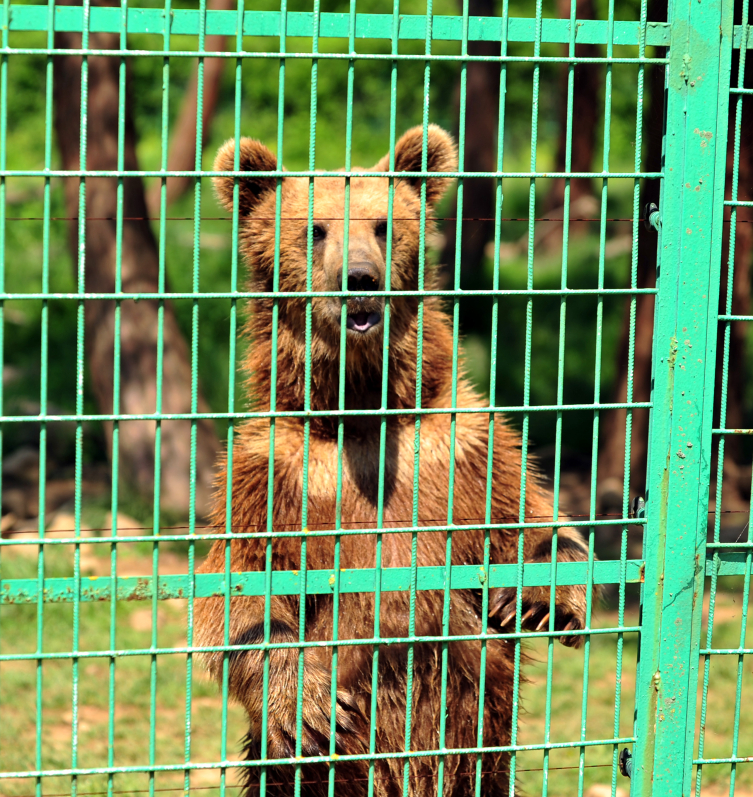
[7,508,750,540]
[3,215,646,222]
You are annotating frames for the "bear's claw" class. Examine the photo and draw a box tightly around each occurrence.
[490,588,587,648]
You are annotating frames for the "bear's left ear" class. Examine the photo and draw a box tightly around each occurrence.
[213,137,279,215]
[374,124,457,206]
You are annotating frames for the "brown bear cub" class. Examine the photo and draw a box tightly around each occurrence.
[195,125,590,796]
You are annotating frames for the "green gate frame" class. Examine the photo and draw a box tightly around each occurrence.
[633,0,736,793]
[0,0,750,794]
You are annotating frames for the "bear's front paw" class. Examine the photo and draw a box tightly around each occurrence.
[266,664,366,760]
[489,586,587,648]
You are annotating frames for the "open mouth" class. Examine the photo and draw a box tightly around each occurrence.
[345,311,382,333]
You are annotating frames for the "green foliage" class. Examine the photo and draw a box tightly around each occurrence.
[4,0,752,475]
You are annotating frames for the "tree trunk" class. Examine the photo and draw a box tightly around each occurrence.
[596,53,665,507]
[544,0,600,233]
[147,0,234,214]
[54,23,220,519]
[439,0,501,286]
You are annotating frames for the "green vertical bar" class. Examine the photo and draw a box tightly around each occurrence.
[328,2,355,795]
[485,5,508,793]
[367,4,399,793]
[184,2,207,794]
[438,1,470,793]
[218,5,244,796]
[0,0,6,785]
[611,0,648,792]
[107,2,128,795]
[726,501,753,792]
[632,0,732,792]
[403,5,433,793]
[579,0,616,791]
[261,5,286,794]
[296,4,320,795]
[542,0,578,789]
[475,0,505,788]
[149,0,170,793]
[0,0,6,765]
[71,3,91,795]
[0,0,6,538]
[509,0,543,788]
[36,2,55,795]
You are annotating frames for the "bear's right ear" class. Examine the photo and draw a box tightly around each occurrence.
[373,125,458,206]
[213,138,279,215]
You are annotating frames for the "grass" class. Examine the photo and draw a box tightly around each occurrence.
[2,535,752,796]
[516,607,639,796]
[0,535,248,797]
[518,578,753,797]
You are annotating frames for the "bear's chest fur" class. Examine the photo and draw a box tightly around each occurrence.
[224,409,526,578]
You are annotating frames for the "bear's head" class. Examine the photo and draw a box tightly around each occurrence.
[213,125,457,355]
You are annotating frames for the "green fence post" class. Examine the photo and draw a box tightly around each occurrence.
[632,0,733,793]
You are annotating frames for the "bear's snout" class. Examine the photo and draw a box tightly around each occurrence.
[336,263,381,293]
[332,262,385,335]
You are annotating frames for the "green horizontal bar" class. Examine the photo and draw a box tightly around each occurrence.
[1,559,643,604]
[1,522,647,552]
[705,551,753,575]
[733,25,753,48]
[5,6,671,47]
[0,517,646,546]
[0,736,636,780]
[22,7,753,53]
[706,541,753,548]
[0,288,660,301]
[4,550,743,605]
[700,649,753,656]
[0,169,664,178]
[0,401,654,423]
[0,47,671,64]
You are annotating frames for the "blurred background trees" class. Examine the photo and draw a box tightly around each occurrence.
[53,19,220,519]
[2,0,750,532]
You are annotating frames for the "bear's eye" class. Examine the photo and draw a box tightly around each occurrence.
[311,224,327,241]
[375,220,389,238]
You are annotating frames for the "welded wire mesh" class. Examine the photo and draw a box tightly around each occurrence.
[694,3,753,794]
[0,1,747,797]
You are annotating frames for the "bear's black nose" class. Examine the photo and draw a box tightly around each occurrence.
[337,264,380,293]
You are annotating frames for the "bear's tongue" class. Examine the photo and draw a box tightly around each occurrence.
[349,311,372,332]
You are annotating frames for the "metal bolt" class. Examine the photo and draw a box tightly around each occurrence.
[630,496,646,519]
[644,202,661,232]
[619,747,633,778]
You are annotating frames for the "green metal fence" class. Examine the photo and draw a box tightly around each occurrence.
[0,0,750,795]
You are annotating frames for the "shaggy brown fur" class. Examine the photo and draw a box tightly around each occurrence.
[195,125,590,797]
